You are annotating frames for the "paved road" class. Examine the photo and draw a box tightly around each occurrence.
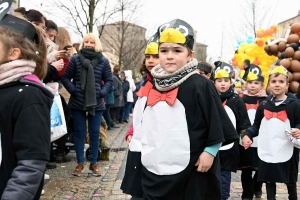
[42,118,299,200]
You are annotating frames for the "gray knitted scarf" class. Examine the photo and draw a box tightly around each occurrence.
[151,58,198,91]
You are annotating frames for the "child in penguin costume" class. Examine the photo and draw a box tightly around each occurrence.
[121,32,160,199]
[140,19,238,200]
[238,64,266,199]
[233,78,245,94]
[0,1,53,199]
[243,66,300,200]
[214,61,251,200]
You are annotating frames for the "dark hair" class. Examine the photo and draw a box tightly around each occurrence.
[15,7,45,25]
[46,20,58,32]
[139,57,147,75]
[114,65,121,73]
[244,59,250,66]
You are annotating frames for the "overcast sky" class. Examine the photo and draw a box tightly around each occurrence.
[20,0,300,62]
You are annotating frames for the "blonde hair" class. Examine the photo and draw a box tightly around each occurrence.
[55,27,71,50]
[79,33,103,52]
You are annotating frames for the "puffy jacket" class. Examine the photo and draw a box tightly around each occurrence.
[61,54,113,111]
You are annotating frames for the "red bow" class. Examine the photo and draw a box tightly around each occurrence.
[222,99,227,107]
[136,82,153,97]
[147,88,178,106]
[264,109,288,122]
[245,101,259,110]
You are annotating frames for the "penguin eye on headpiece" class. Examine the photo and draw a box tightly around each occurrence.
[223,66,232,74]
[250,68,260,75]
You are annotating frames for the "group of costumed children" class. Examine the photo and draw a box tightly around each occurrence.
[120,19,300,200]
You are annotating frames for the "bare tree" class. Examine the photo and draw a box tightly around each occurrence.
[44,0,121,37]
[99,0,146,71]
[239,0,280,37]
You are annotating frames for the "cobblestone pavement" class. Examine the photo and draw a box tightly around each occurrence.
[42,118,300,200]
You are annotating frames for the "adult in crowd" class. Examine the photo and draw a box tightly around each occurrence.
[240,59,251,81]
[120,71,129,123]
[123,71,136,123]
[111,65,124,124]
[61,33,112,176]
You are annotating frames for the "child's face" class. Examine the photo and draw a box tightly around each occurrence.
[159,43,194,73]
[268,74,289,97]
[246,80,263,95]
[145,54,159,72]
[234,87,242,94]
[215,78,231,93]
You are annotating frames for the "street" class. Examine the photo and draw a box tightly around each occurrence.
[42,118,300,200]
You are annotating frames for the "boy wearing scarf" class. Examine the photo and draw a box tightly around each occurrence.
[139,19,238,200]
[213,61,251,200]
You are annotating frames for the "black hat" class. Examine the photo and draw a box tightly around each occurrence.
[0,0,37,42]
[157,19,194,50]
[246,64,264,82]
[197,62,212,74]
[214,61,233,79]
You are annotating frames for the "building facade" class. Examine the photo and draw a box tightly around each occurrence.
[99,21,147,71]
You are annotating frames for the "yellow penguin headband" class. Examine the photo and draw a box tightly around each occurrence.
[269,66,288,77]
[214,69,231,79]
[247,72,264,82]
[158,19,194,50]
[145,32,159,55]
[145,42,158,55]
[214,62,233,79]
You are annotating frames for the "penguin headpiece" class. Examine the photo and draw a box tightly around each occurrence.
[145,32,159,55]
[214,61,233,79]
[157,19,194,50]
[246,64,264,82]
[233,78,245,88]
[269,65,288,77]
[0,0,38,42]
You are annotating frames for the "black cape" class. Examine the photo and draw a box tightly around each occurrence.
[219,93,251,172]
[246,93,300,183]
[141,74,238,200]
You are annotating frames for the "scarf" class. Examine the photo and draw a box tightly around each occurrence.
[79,48,102,116]
[0,60,36,85]
[243,89,267,97]
[220,86,235,102]
[151,58,198,91]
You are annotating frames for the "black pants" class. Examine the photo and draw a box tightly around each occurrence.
[241,168,263,198]
[103,104,112,129]
[266,182,297,200]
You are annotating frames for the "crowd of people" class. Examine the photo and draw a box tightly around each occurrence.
[1,1,300,200]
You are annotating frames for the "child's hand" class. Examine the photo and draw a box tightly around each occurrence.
[242,135,252,149]
[195,151,214,172]
[291,128,300,138]
[126,135,132,145]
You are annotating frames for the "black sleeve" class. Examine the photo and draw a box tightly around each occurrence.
[296,85,300,99]
[43,64,60,84]
[113,77,121,97]
[292,102,300,129]
[14,103,51,161]
[1,160,47,200]
[198,81,238,147]
[246,104,264,139]
[236,97,251,133]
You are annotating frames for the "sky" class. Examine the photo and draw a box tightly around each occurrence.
[20,0,300,63]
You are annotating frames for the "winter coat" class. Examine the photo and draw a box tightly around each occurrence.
[112,74,123,107]
[126,78,136,103]
[61,54,113,111]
